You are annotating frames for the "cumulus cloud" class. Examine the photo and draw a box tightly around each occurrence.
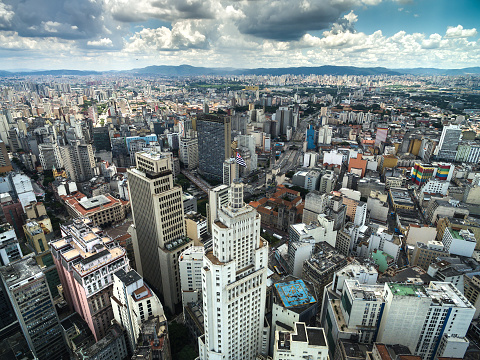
[125,22,208,52]
[0,2,14,28]
[87,38,114,47]
[445,25,477,38]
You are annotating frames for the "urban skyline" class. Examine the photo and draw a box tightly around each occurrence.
[0,0,478,70]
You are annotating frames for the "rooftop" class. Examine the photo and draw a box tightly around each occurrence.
[0,256,42,288]
[388,283,427,297]
[274,279,316,308]
[115,268,142,286]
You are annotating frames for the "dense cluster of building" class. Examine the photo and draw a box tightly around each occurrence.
[0,72,478,360]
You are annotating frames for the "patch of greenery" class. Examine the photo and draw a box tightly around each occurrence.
[197,198,208,217]
[169,321,197,360]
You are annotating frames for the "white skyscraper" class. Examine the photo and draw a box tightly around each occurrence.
[198,181,269,360]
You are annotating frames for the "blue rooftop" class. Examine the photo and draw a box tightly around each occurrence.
[274,279,316,308]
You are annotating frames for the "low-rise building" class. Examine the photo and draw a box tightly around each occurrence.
[303,242,348,296]
[270,278,318,354]
[62,192,129,227]
[273,322,328,360]
[441,228,476,258]
[0,223,22,265]
[411,241,449,271]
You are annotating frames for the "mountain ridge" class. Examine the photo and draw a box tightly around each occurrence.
[1,65,480,77]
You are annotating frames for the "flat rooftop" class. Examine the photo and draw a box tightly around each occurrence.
[274,279,316,308]
[79,195,111,210]
[388,283,427,297]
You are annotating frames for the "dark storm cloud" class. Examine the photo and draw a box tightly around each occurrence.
[1,0,105,39]
[109,0,217,23]
[235,0,359,41]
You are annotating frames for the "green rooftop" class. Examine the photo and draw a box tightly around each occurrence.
[388,283,426,297]
[450,229,463,240]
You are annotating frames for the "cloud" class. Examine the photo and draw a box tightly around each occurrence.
[87,38,114,47]
[233,0,370,41]
[445,25,477,38]
[106,0,218,22]
[125,22,208,52]
[0,2,14,28]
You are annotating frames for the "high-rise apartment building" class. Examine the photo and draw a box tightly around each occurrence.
[0,255,67,360]
[436,125,462,161]
[179,136,198,170]
[197,114,231,181]
[38,143,62,170]
[198,181,269,360]
[0,140,12,172]
[50,218,129,340]
[127,151,193,312]
[59,140,96,182]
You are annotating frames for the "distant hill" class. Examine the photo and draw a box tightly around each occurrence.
[1,65,479,77]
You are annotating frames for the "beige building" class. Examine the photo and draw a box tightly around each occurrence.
[464,275,480,319]
[62,192,129,227]
[59,141,96,182]
[185,212,209,247]
[411,241,449,271]
[128,151,193,312]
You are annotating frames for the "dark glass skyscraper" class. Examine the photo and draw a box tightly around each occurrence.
[197,114,231,181]
[0,255,67,360]
[92,126,111,152]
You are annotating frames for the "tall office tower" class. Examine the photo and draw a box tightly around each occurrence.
[92,126,112,152]
[198,181,269,360]
[275,107,293,135]
[179,136,199,170]
[127,151,193,313]
[0,255,67,360]
[223,158,239,185]
[436,124,462,161]
[38,143,62,170]
[207,184,230,232]
[197,114,231,181]
[50,218,129,340]
[59,140,96,182]
[0,140,12,172]
[111,269,167,353]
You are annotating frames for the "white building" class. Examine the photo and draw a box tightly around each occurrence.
[287,239,314,277]
[111,269,165,352]
[11,173,36,211]
[367,227,401,262]
[273,322,328,360]
[207,184,230,232]
[377,282,475,360]
[179,246,205,306]
[198,181,269,360]
[441,228,476,258]
[0,224,22,265]
[179,137,199,170]
[353,202,367,227]
[303,152,319,168]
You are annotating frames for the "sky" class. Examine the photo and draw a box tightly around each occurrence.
[0,0,478,71]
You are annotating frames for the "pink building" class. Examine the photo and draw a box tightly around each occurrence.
[50,217,129,340]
